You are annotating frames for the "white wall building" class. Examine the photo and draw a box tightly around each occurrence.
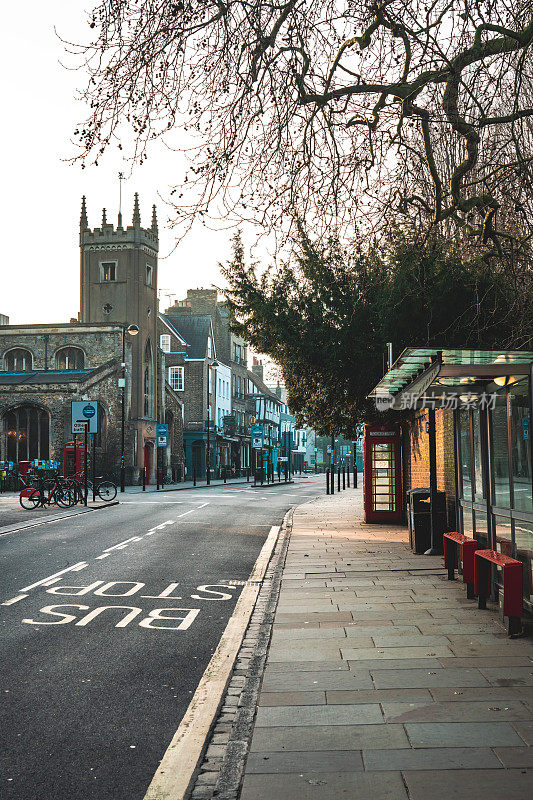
[215,362,232,431]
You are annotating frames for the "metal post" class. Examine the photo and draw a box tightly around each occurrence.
[92,434,96,503]
[224,467,227,484]
[347,465,350,488]
[193,467,196,486]
[142,466,146,491]
[354,465,358,488]
[425,407,442,555]
[337,466,340,493]
[84,423,88,507]
[120,326,126,492]
[326,469,330,495]
[343,468,345,490]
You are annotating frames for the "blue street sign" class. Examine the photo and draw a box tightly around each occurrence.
[523,417,530,440]
[157,424,169,447]
[71,400,98,434]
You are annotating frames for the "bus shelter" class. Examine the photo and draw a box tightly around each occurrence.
[369,348,533,611]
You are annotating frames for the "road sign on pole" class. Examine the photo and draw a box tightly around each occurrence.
[251,425,264,450]
[157,424,169,447]
[71,401,98,434]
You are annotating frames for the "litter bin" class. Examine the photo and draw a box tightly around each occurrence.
[407,488,446,554]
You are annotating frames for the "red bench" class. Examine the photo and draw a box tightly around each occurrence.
[443,531,478,599]
[474,549,523,637]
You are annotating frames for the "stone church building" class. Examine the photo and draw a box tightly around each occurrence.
[0,196,184,483]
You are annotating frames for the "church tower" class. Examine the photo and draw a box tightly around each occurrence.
[79,194,159,425]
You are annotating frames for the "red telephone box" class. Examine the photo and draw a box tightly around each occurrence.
[63,441,85,477]
[363,425,402,524]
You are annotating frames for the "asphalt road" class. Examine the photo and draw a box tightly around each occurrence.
[0,477,321,800]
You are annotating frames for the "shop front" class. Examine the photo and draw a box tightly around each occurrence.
[370,348,532,610]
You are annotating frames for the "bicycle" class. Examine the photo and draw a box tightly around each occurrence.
[68,472,117,503]
[19,477,75,510]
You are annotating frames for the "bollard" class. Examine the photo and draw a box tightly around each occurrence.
[354,465,358,488]
[142,467,146,491]
[326,469,330,494]
[337,467,341,492]
[193,467,196,487]
[343,468,346,490]
[224,468,227,484]
[330,467,335,494]
[347,468,350,488]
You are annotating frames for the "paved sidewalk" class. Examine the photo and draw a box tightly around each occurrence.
[239,489,533,800]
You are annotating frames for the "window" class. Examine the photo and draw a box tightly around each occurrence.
[146,264,153,286]
[4,348,33,371]
[207,336,213,358]
[55,347,84,370]
[168,366,184,391]
[100,262,117,282]
[232,375,236,397]
[510,381,532,512]
[160,334,171,353]
[2,404,49,461]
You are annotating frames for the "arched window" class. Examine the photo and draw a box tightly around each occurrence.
[55,347,85,370]
[143,339,154,418]
[4,348,33,371]
[2,405,49,461]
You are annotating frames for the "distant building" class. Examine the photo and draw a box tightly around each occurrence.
[0,196,184,483]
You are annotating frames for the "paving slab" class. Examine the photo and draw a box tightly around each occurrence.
[342,645,455,660]
[259,692,326,706]
[255,703,383,728]
[240,771,408,800]
[265,660,348,672]
[249,723,410,752]
[372,667,490,689]
[382,700,531,723]
[511,720,533,744]
[430,686,533,703]
[326,689,433,705]
[493,746,533,767]
[480,666,533,686]
[348,658,444,671]
[244,750,364,774]
[405,721,525,747]
[403,769,533,800]
[437,655,533,668]
[363,746,502,770]
[262,670,374,692]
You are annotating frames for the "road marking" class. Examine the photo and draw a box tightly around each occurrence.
[95,553,110,559]
[175,504,208,519]
[20,562,88,592]
[121,501,184,504]
[103,536,143,552]
[2,595,28,606]
[143,524,280,800]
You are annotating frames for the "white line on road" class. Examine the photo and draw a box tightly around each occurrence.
[2,594,28,606]
[121,501,184,504]
[20,562,89,592]
[103,536,143,552]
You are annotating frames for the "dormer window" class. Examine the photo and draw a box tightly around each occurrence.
[100,262,117,282]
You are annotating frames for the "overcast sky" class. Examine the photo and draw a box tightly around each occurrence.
[1,2,235,325]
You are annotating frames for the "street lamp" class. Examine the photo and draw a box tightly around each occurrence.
[120,323,139,492]
[206,359,219,484]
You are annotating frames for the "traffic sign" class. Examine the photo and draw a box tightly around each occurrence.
[71,401,98,434]
[157,423,169,447]
[252,436,263,449]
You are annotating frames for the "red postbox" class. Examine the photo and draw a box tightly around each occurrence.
[63,441,85,477]
[363,425,402,524]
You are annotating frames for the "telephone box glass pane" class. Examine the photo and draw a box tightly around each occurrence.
[371,441,395,511]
